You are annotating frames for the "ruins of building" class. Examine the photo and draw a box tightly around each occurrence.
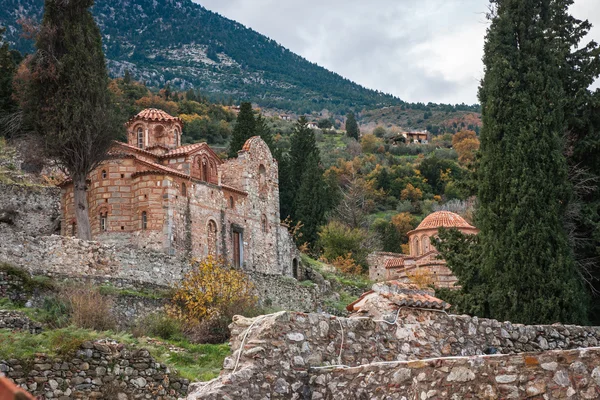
[60,108,299,277]
[368,211,478,288]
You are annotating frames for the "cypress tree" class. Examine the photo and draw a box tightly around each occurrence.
[0,27,21,136]
[254,114,278,158]
[228,102,255,157]
[345,112,360,140]
[18,0,123,240]
[287,117,319,209]
[293,152,328,246]
[477,0,587,324]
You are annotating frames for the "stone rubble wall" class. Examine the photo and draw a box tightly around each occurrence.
[186,311,600,399]
[0,340,189,400]
[0,310,43,334]
[0,182,60,237]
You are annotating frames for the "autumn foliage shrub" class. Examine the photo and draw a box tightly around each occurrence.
[327,253,362,275]
[61,284,116,331]
[167,257,257,343]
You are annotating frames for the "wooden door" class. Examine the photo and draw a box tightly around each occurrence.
[233,231,241,268]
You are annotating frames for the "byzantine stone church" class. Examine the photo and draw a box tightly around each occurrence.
[60,108,299,276]
[368,211,478,288]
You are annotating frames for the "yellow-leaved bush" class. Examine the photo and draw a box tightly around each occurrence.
[167,256,257,343]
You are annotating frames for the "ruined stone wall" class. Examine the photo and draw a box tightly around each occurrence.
[1,340,189,400]
[0,183,60,237]
[367,251,402,281]
[187,311,600,399]
[0,236,321,313]
[0,310,42,334]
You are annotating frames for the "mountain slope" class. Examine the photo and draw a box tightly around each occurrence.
[0,0,404,113]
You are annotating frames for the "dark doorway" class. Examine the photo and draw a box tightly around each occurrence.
[293,258,298,279]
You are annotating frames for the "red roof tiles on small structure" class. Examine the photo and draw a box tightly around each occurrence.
[346,280,450,314]
[127,108,182,125]
[414,211,474,231]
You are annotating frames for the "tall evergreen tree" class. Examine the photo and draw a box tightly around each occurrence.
[287,117,319,208]
[345,112,360,140]
[0,27,21,136]
[293,152,328,246]
[254,114,278,158]
[228,102,255,157]
[476,0,587,324]
[18,0,123,240]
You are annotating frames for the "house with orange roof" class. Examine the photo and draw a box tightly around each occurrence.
[367,211,478,288]
[60,109,300,277]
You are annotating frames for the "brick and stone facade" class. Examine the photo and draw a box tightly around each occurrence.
[368,211,478,287]
[60,108,299,277]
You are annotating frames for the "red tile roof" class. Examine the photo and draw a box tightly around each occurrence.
[346,280,450,312]
[0,376,35,400]
[128,108,182,124]
[414,211,475,231]
[384,258,405,268]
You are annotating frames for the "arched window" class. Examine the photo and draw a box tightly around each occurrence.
[293,258,299,279]
[207,220,218,256]
[174,128,179,147]
[181,182,187,197]
[101,170,107,179]
[229,196,234,209]
[141,211,147,230]
[100,212,107,232]
[261,214,267,233]
[202,158,208,182]
[414,237,420,256]
[71,222,76,236]
[137,127,144,149]
[259,164,266,191]
[422,236,430,254]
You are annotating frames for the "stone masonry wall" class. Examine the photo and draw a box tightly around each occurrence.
[0,236,321,313]
[0,182,60,237]
[0,310,42,334]
[187,311,600,399]
[1,340,189,399]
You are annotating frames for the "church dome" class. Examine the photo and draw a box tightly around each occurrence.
[127,108,182,125]
[414,211,475,231]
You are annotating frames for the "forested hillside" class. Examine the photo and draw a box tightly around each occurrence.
[0,0,407,114]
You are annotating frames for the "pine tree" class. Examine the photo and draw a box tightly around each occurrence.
[228,102,255,158]
[293,152,328,246]
[18,0,123,240]
[345,112,360,140]
[476,0,587,324]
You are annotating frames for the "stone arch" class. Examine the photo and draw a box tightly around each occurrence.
[201,156,209,182]
[207,219,218,256]
[413,236,420,256]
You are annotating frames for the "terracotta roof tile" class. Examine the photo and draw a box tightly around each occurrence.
[384,258,405,268]
[128,108,182,124]
[414,211,475,231]
[164,143,205,157]
[346,280,450,313]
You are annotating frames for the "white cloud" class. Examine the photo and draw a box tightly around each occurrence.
[196,0,600,104]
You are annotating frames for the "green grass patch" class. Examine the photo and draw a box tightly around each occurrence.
[0,263,56,295]
[0,325,228,382]
[324,290,358,314]
[143,339,230,381]
[301,254,372,290]
[98,283,172,300]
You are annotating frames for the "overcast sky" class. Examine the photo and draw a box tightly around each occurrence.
[196,0,600,105]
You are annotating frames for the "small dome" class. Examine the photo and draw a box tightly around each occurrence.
[415,211,474,231]
[127,108,182,125]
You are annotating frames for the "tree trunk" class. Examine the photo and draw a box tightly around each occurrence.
[73,174,92,240]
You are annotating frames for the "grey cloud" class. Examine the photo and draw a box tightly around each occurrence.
[197,0,600,104]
